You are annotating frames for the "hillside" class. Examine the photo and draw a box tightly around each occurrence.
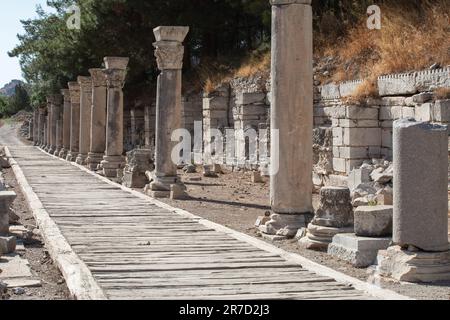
[0,80,24,97]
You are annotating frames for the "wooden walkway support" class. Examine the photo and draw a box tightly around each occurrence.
[5,146,408,300]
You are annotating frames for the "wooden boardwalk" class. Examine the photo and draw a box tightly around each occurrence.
[6,146,389,300]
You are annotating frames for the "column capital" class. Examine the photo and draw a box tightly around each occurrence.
[77,76,93,93]
[104,57,129,70]
[68,82,81,104]
[104,69,127,89]
[153,26,189,70]
[89,68,107,87]
[270,0,311,5]
[61,89,70,102]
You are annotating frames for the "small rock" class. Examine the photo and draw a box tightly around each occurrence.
[370,165,393,184]
[183,164,196,174]
[13,287,25,295]
[429,62,440,70]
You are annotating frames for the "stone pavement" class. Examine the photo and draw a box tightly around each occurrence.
[3,145,406,300]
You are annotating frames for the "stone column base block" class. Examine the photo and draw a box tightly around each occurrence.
[66,152,78,162]
[0,191,17,234]
[299,223,354,251]
[48,146,56,155]
[170,184,188,200]
[53,148,62,157]
[100,155,125,177]
[375,245,450,283]
[58,148,68,159]
[0,236,16,255]
[328,233,391,268]
[86,153,104,171]
[75,154,88,165]
[259,213,311,240]
[123,171,147,188]
[354,206,393,237]
[145,188,170,199]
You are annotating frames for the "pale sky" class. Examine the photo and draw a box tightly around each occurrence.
[0,0,52,87]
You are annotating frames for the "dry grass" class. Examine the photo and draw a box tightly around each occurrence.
[326,0,450,83]
[234,51,270,78]
[435,87,450,100]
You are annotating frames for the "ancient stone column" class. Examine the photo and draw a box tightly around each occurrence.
[86,69,107,171]
[43,116,48,149]
[99,57,129,178]
[45,97,52,152]
[51,95,63,156]
[59,89,71,159]
[76,76,93,165]
[146,26,189,198]
[38,107,46,147]
[66,82,81,162]
[375,118,450,283]
[259,0,313,239]
[32,109,39,145]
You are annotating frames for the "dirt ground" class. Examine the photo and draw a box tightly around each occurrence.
[1,167,71,300]
[155,167,450,301]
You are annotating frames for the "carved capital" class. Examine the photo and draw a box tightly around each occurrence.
[77,76,92,93]
[68,82,81,104]
[89,68,107,87]
[104,69,127,88]
[61,89,71,102]
[153,41,185,70]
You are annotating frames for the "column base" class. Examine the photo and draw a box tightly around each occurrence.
[373,245,450,283]
[75,153,88,165]
[298,223,354,251]
[144,172,186,199]
[100,155,125,178]
[59,148,68,159]
[86,152,104,171]
[48,146,56,154]
[53,148,61,156]
[259,213,313,241]
[66,152,79,162]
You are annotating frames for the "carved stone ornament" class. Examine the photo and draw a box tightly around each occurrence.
[153,41,185,70]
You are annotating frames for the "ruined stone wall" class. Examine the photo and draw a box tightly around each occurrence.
[317,67,450,186]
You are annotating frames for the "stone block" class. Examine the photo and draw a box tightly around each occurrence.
[333,158,346,173]
[378,74,416,96]
[343,127,381,147]
[393,119,449,252]
[328,233,391,268]
[339,119,379,128]
[326,175,348,187]
[251,171,263,183]
[354,205,393,237]
[433,100,450,123]
[348,168,371,192]
[379,97,407,106]
[415,103,433,122]
[236,92,266,105]
[379,106,402,120]
[345,159,365,174]
[332,127,343,146]
[381,129,392,148]
[321,84,340,99]
[203,97,228,111]
[380,120,393,128]
[0,236,16,255]
[170,184,187,200]
[330,106,346,119]
[415,67,450,92]
[339,80,363,97]
[412,92,433,104]
[402,107,415,119]
[338,147,368,159]
[368,146,381,158]
[346,106,378,120]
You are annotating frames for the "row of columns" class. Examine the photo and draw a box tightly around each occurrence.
[33,57,129,179]
[31,8,312,235]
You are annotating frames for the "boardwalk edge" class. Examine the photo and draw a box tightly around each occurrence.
[5,146,107,300]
